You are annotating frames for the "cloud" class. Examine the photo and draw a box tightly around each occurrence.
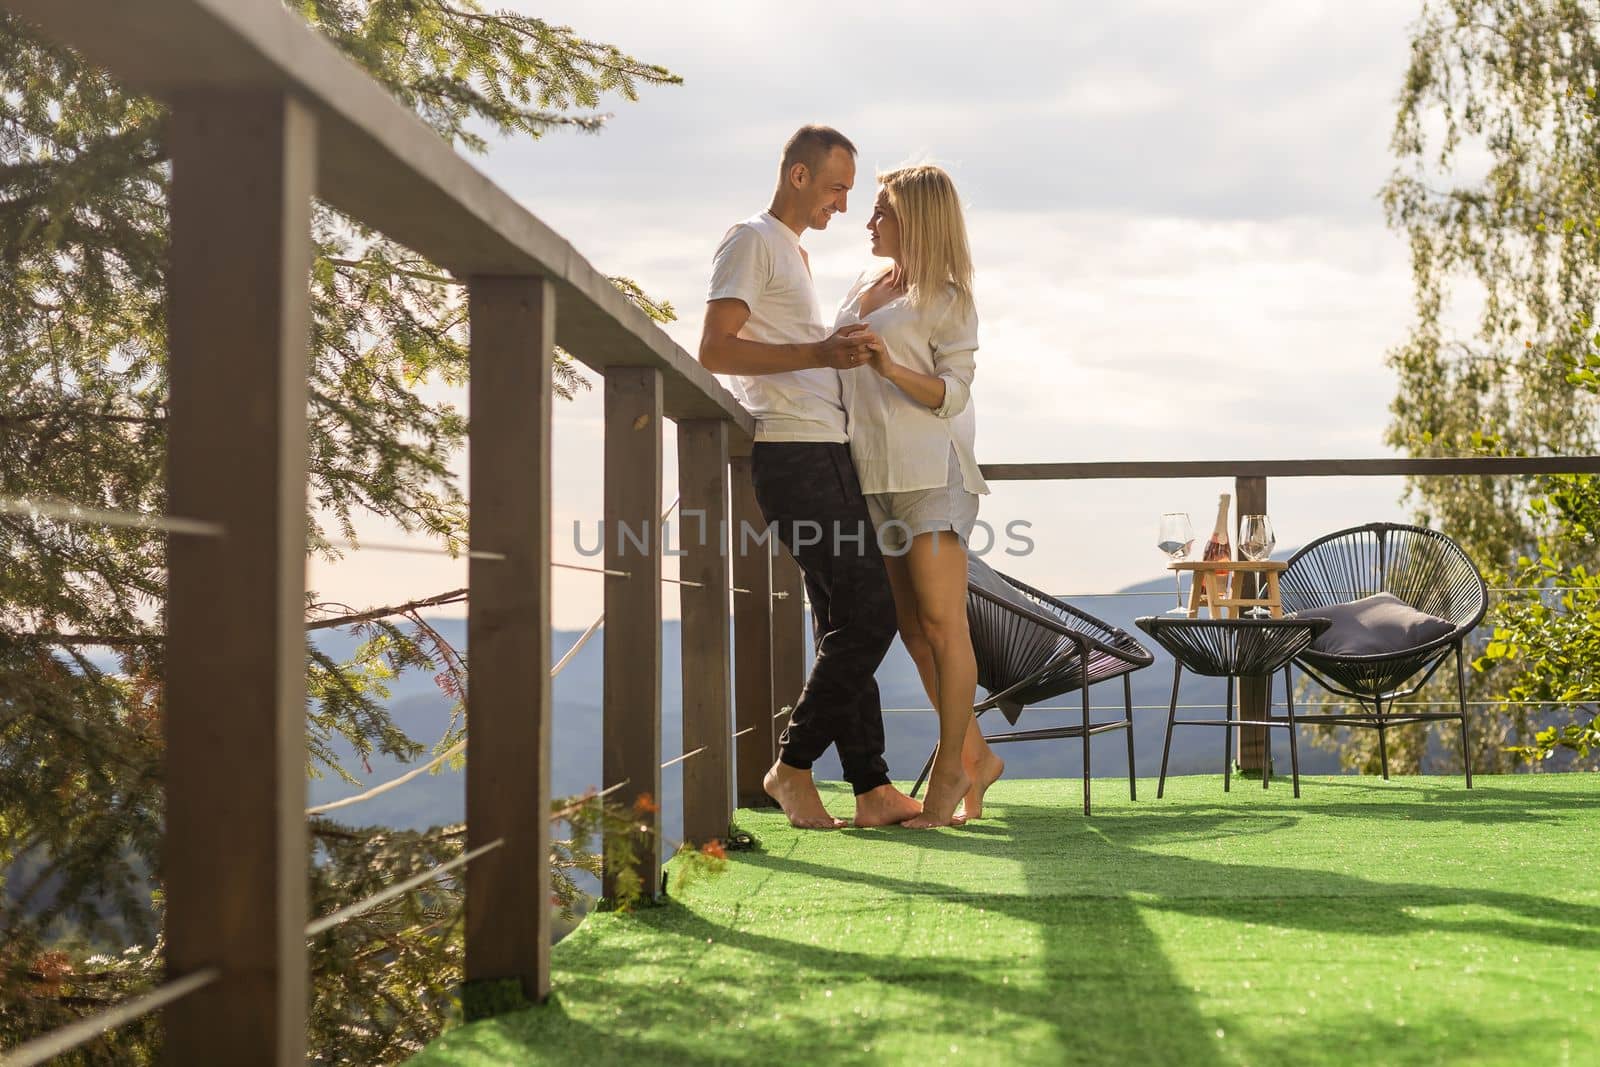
[487,0,1415,220]
[310,1,1428,625]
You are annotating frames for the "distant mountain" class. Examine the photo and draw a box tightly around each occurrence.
[308,565,1341,843]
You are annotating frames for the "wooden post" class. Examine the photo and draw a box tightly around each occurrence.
[1235,475,1269,773]
[164,90,313,1065]
[465,277,554,1006]
[770,546,806,736]
[729,455,776,807]
[676,420,733,847]
[603,368,664,899]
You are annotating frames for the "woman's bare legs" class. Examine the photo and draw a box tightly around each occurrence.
[881,552,946,818]
[880,531,973,827]
[959,715,1005,820]
[884,540,1005,821]
[882,553,942,712]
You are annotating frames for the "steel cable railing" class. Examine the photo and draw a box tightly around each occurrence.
[4,488,775,1060]
[0,496,224,539]
[883,699,1600,713]
[304,839,504,938]
[0,491,780,817]
[0,969,220,1067]
[304,494,774,816]
[12,485,1594,1064]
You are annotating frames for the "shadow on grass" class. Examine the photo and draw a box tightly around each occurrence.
[419,893,1229,1066]
[412,777,1597,1065]
[743,840,1600,954]
[1229,1008,1560,1067]
[928,782,1596,874]
[830,789,1600,944]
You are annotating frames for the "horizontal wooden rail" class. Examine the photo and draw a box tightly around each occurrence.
[3,0,755,437]
[1,0,776,1056]
[19,4,1600,1060]
[968,455,1600,776]
[979,456,1600,481]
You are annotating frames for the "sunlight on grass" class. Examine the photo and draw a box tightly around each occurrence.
[412,775,1599,1066]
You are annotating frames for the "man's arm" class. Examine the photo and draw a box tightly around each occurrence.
[699,298,878,375]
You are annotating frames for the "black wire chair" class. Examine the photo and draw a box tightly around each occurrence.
[1135,616,1331,798]
[1279,522,1488,784]
[909,559,1154,815]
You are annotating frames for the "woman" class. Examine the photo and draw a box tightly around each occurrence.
[837,164,1003,828]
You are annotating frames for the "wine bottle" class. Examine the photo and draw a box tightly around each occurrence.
[1202,492,1232,579]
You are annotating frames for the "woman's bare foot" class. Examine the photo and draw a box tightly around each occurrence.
[902,765,972,828]
[957,751,1005,820]
[763,761,845,829]
[853,784,922,827]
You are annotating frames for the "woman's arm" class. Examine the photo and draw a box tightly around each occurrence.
[866,345,950,409]
[865,296,978,416]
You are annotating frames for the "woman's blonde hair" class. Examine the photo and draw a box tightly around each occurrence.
[877,164,974,313]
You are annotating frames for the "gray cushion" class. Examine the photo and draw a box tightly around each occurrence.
[967,552,1067,636]
[967,551,1035,614]
[1289,593,1455,657]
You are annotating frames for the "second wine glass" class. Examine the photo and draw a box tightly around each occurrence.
[1239,514,1276,617]
[1157,512,1195,614]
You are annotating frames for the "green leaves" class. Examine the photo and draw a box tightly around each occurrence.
[0,642,165,1054]
[1476,495,1600,763]
[2,1,682,1059]
[299,0,680,154]
[1382,1,1600,773]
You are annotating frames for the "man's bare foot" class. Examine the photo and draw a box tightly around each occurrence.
[902,765,972,829]
[957,751,1006,820]
[763,761,845,829]
[853,784,922,827]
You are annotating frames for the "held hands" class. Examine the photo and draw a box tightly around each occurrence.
[814,323,883,370]
[862,337,894,378]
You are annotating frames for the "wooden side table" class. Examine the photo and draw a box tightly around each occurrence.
[1168,560,1288,619]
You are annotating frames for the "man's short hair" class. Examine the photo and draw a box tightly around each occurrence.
[781,125,857,177]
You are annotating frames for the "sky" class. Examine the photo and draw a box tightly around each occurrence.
[309,0,1429,628]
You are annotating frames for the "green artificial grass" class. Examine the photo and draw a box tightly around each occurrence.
[411,775,1600,1066]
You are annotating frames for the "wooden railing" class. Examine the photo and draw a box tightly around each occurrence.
[983,457,1600,769]
[10,3,1600,1064]
[0,0,807,1062]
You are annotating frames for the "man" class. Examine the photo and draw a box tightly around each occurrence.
[699,125,922,829]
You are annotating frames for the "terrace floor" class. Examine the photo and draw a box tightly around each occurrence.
[412,774,1599,1066]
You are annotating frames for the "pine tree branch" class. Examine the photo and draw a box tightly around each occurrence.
[324,256,459,286]
[9,587,473,646]
[426,2,679,84]
[0,409,164,425]
[306,588,467,631]
[5,633,160,647]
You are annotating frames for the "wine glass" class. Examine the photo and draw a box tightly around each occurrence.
[1157,512,1194,614]
[1239,514,1276,616]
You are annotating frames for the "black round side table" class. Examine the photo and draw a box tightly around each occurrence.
[1134,616,1331,799]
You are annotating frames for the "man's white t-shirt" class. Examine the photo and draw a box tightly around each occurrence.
[706,212,847,443]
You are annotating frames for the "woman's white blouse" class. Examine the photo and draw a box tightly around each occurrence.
[836,271,990,497]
